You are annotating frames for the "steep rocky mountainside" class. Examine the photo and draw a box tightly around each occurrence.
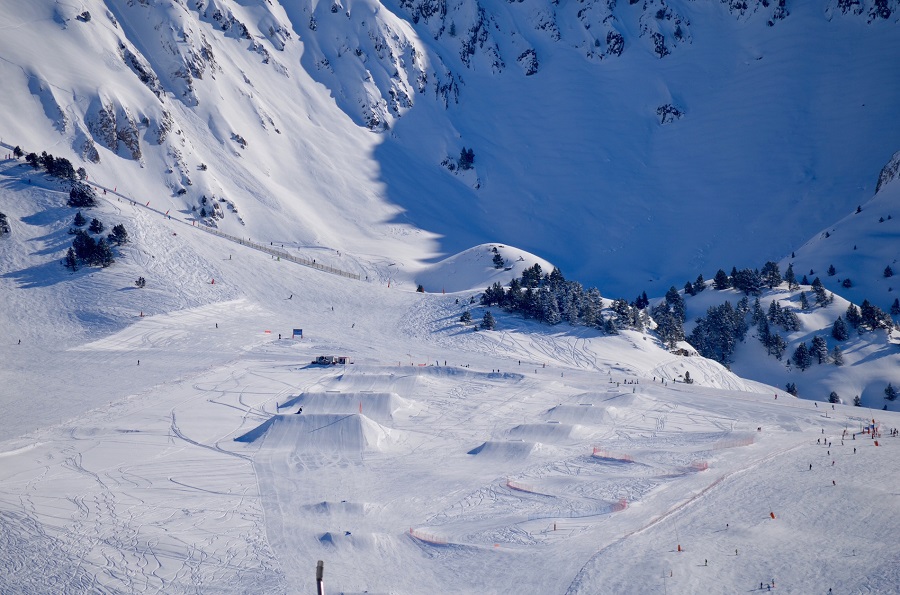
[1,0,898,295]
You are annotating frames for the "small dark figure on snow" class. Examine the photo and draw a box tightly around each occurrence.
[295,407,303,415]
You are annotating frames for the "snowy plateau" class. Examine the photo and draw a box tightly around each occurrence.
[1,0,900,593]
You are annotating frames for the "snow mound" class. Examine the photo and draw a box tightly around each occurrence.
[279,392,414,421]
[467,440,541,460]
[543,405,613,425]
[317,531,379,551]
[506,422,585,443]
[414,244,555,293]
[234,414,393,452]
[303,501,369,516]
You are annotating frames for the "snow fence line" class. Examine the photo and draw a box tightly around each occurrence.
[195,227,361,280]
[591,448,634,463]
[506,478,551,496]
[409,528,448,545]
[77,171,362,281]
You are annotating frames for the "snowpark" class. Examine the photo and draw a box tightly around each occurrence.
[2,159,900,594]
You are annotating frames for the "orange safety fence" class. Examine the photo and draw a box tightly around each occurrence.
[409,528,448,545]
[592,447,634,463]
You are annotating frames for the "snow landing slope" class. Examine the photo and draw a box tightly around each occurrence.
[0,0,899,295]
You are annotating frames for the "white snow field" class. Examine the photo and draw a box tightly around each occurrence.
[2,162,900,594]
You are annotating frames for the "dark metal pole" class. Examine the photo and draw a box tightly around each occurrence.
[316,560,325,595]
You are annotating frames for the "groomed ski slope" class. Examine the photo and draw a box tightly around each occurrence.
[2,167,900,593]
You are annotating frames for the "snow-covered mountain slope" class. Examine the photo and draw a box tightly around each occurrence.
[2,164,900,594]
[783,153,900,311]
[681,280,900,410]
[0,159,751,439]
[1,0,898,296]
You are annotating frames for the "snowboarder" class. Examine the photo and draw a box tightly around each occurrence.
[137,360,140,365]
[809,463,813,470]
[17,339,21,345]
[289,294,292,299]
[295,407,302,414]
[215,323,218,329]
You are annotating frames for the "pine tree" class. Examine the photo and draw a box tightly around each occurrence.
[64,247,78,271]
[94,238,114,267]
[684,281,695,296]
[733,268,763,295]
[799,291,809,310]
[884,265,894,278]
[858,300,892,330]
[779,307,800,331]
[72,229,97,262]
[831,316,849,341]
[713,269,730,290]
[541,290,562,325]
[832,345,843,366]
[89,218,104,234]
[761,261,782,288]
[801,274,809,285]
[811,277,828,306]
[785,382,798,396]
[683,371,694,384]
[135,276,146,288]
[458,147,475,170]
[891,298,900,317]
[770,333,787,360]
[811,335,829,364]
[784,263,797,290]
[751,297,765,325]
[827,264,836,276]
[665,286,686,322]
[73,211,86,227]
[492,253,505,269]
[885,383,898,402]
[791,342,812,370]
[460,310,472,323]
[67,182,96,207]
[13,145,23,158]
[829,391,840,404]
[853,395,861,407]
[108,224,129,245]
[844,303,861,329]
[767,300,780,323]
[693,274,706,293]
[481,310,496,330]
